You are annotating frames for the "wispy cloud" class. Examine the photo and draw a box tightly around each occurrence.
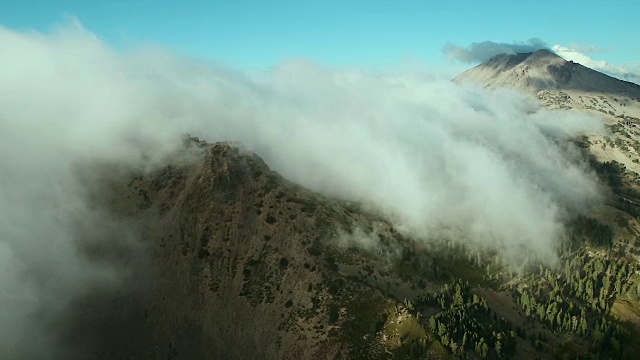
[443,38,548,63]
[566,43,609,54]
[552,44,640,84]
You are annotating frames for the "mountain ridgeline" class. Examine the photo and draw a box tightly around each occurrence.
[64,139,463,359]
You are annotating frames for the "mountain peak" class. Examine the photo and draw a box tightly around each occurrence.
[523,48,566,67]
[481,49,561,70]
[455,49,640,97]
[529,48,558,58]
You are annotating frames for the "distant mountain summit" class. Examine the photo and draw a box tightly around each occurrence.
[455,49,640,97]
[455,49,640,132]
[456,49,640,175]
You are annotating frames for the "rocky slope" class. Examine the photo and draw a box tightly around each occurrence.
[61,138,459,360]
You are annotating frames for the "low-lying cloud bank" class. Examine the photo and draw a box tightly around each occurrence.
[0,22,605,358]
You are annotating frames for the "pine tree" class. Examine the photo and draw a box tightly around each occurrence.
[571,315,578,332]
[450,341,458,355]
[579,316,588,336]
[481,342,489,359]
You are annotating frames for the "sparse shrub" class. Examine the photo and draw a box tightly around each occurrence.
[617,217,629,227]
[279,257,289,269]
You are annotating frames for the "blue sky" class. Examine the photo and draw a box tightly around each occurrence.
[1,0,638,71]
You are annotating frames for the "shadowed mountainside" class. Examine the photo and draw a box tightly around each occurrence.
[60,139,455,360]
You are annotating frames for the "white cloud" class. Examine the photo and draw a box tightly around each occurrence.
[0,22,606,357]
[566,43,604,54]
[552,44,640,84]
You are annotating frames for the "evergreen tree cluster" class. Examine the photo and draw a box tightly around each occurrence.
[508,250,639,359]
[415,279,517,359]
[569,216,614,248]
